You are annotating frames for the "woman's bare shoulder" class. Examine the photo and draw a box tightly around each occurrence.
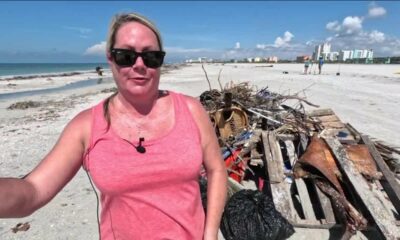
[180,94,203,113]
[69,108,92,128]
[63,108,93,148]
[180,94,211,128]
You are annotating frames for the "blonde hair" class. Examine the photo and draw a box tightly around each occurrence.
[106,12,163,53]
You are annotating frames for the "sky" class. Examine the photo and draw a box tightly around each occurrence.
[0,1,399,63]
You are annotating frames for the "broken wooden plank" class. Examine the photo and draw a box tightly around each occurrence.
[284,140,318,223]
[261,131,297,222]
[345,123,361,142]
[308,108,335,117]
[314,114,341,123]
[323,128,356,144]
[292,223,378,232]
[262,131,284,183]
[361,134,400,213]
[321,121,346,129]
[276,133,296,141]
[323,136,400,239]
[314,184,336,224]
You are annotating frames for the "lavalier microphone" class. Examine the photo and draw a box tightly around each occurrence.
[135,137,146,153]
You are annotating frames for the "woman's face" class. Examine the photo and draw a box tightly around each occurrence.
[108,22,161,98]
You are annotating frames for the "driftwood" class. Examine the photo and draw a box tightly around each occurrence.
[201,64,212,91]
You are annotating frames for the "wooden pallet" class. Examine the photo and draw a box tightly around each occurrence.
[262,131,337,227]
[257,109,400,239]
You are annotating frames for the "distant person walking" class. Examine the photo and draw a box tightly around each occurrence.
[95,66,103,76]
[318,56,324,74]
[304,58,310,75]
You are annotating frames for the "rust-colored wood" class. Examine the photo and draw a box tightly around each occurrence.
[324,136,400,239]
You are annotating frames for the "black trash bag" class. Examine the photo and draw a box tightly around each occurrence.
[221,189,295,240]
[199,176,208,213]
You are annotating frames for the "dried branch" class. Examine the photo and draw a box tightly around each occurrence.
[201,64,212,91]
[217,68,223,91]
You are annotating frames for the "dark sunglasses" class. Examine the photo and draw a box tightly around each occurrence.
[110,48,166,68]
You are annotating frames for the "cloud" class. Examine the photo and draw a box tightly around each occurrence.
[323,29,399,57]
[368,3,386,18]
[166,3,396,61]
[274,31,294,47]
[234,42,241,49]
[165,46,211,53]
[369,30,385,43]
[225,41,312,60]
[163,46,224,62]
[84,41,106,56]
[64,26,92,34]
[256,44,270,49]
[320,4,399,57]
[326,21,341,32]
[342,16,363,34]
[326,16,364,35]
[256,31,295,50]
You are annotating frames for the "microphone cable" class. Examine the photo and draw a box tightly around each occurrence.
[85,170,101,240]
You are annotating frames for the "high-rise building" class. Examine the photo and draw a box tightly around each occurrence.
[267,56,278,63]
[313,43,331,61]
[339,49,373,61]
[339,50,353,61]
[326,52,339,61]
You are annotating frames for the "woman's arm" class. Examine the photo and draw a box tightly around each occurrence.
[0,109,91,218]
[185,96,228,240]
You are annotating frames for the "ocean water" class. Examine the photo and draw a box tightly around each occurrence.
[0,63,109,77]
[0,77,114,100]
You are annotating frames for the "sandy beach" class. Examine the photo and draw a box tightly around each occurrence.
[1,63,400,239]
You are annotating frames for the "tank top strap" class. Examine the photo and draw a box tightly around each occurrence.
[169,91,201,144]
[83,100,109,171]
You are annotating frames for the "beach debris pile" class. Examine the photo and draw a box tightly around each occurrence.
[198,72,400,239]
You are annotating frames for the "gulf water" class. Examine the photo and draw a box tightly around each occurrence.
[0,63,109,78]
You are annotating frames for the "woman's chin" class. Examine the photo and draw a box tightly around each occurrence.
[122,86,155,97]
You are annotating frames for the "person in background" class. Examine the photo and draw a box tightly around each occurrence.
[95,66,103,76]
[304,57,310,75]
[0,12,228,240]
[318,56,324,74]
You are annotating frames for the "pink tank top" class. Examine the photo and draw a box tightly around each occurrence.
[83,91,205,240]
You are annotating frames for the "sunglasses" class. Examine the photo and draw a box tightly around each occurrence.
[111,48,166,68]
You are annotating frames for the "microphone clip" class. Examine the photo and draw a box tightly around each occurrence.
[135,137,146,154]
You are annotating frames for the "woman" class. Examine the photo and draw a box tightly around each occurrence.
[0,13,227,240]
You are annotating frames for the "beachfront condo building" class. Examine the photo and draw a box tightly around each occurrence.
[313,43,331,61]
[339,49,373,62]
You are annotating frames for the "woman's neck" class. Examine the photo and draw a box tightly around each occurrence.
[114,90,160,117]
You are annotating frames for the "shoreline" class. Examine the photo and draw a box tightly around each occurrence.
[0,70,95,81]
[0,63,185,81]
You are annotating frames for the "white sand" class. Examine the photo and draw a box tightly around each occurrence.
[0,63,399,239]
